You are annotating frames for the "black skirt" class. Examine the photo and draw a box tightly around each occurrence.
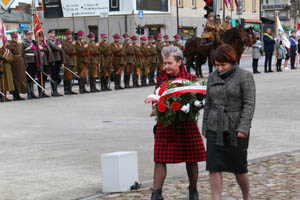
[206,131,249,174]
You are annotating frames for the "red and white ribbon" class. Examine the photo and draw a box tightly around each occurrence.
[159,85,207,101]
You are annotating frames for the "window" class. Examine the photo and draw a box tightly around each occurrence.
[110,0,119,11]
[252,0,256,11]
[274,0,280,4]
[178,0,183,8]
[137,0,168,12]
[192,0,196,8]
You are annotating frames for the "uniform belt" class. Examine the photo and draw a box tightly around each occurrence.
[25,53,35,56]
[14,55,22,57]
[103,54,112,56]
[77,52,89,57]
[92,54,100,57]
[126,53,135,56]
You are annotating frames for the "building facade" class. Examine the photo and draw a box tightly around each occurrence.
[40,0,260,42]
[261,0,291,27]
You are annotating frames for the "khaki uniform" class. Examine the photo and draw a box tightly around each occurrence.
[7,41,27,94]
[173,41,185,51]
[133,44,142,76]
[223,21,233,31]
[88,41,100,78]
[0,46,15,93]
[62,39,76,80]
[155,41,164,73]
[215,22,224,42]
[75,40,89,78]
[162,41,171,47]
[149,43,158,74]
[140,43,151,76]
[99,41,112,78]
[202,19,216,41]
[110,42,126,75]
[123,41,135,75]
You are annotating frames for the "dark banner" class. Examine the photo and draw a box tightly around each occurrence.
[43,0,63,18]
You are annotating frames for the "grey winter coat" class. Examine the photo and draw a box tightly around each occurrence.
[252,40,262,59]
[202,64,256,147]
[276,43,286,60]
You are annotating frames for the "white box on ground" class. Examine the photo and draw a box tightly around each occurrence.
[101,151,139,193]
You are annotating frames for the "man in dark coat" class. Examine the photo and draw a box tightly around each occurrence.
[289,31,298,69]
[263,28,275,73]
[23,30,41,99]
[47,29,64,97]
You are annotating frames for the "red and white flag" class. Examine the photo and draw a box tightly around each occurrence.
[33,12,44,40]
[297,17,300,37]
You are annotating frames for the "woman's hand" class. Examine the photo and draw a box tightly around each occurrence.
[237,132,247,139]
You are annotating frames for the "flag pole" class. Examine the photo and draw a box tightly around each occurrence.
[274,11,278,71]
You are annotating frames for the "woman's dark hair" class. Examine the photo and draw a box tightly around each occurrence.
[211,44,238,65]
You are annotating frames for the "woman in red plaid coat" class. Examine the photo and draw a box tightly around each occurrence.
[151,46,206,200]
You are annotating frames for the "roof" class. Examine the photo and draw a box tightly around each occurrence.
[244,19,262,24]
[0,9,31,23]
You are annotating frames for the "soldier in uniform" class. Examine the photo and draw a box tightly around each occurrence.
[23,30,41,99]
[202,13,216,43]
[215,15,224,42]
[131,35,142,88]
[140,36,151,87]
[223,15,233,31]
[110,34,126,90]
[47,30,64,97]
[62,30,77,95]
[123,33,135,88]
[0,39,15,102]
[37,32,52,98]
[99,33,112,91]
[87,33,101,92]
[7,33,27,101]
[75,30,90,94]
[155,33,164,75]
[149,35,158,86]
[173,34,185,51]
[163,35,171,47]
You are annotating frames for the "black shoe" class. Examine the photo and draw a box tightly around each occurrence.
[253,71,261,74]
[268,70,274,72]
[189,190,199,200]
[151,189,163,200]
[104,77,112,91]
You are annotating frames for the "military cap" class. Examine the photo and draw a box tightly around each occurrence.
[87,33,95,38]
[65,30,73,35]
[113,34,120,39]
[131,35,138,40]
[77,31,85,36]
[173,34,180,39]
[148,35,154,40]
[163,35,169,39]
[48,29,55,34]
[25,30,33,35]
[156,33,162,38]
[140,36,147,41]
[100,33,108,38]
[122,33,129,38]
[208,13,214,17]
[10,32,18,38]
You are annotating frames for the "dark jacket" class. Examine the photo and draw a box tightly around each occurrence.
[22,39,42,68]
[263,33,275,53]
[202,64,256,147]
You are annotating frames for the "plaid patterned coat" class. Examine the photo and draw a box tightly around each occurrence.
[154,65,206,163]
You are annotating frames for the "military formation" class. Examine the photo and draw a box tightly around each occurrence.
[0,29,184,102]
[202,14,233,43]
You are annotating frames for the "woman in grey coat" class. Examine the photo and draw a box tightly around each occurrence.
[276,40,286,72]
[252,34,262,74]
[202,44,256,200]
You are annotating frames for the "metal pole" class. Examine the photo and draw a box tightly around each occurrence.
[223,0,225,22]
[176,0,179,34]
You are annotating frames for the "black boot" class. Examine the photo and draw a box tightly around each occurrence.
[189,187,199,200]
[13,93,25,101]
[27,81,32,100]
[141,75,146,87]
[31,83,39,99]
[79,78,84,94]
[149,72,155,86]
[51,81,63,97]
[100,77,107,91]
[105,77,112,91]
[38,86,45,98]
[151,189,163,200]
[64,80,72,95]
[90,78,98,93]
[124,75,132,89]
[114,74,120,90]
[68,80,77,94]
[83,79,90,93]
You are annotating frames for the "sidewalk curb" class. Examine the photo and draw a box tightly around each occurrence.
[77,148,300,200]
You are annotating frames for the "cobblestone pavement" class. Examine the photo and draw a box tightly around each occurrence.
[90,151,300,200]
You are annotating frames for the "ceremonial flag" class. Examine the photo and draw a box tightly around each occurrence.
[33,12,44,41]
[235,0,239,10]
[224,0,228,8]
[227,0,233,8]
[297,17,300,37]
[0,17,6,48]
[276,15,290,49]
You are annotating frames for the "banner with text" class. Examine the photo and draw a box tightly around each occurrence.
[61,0,109,17]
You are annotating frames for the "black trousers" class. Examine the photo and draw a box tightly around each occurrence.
[252,59,259,72]
[277,59,282,71]
[51,61,62,81]
[264,51,273,72]
[290,47,296,69]
[26,63,37,84]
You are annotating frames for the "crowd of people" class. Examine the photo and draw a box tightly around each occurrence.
[252,28,299,73]
[0,30,184,102]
